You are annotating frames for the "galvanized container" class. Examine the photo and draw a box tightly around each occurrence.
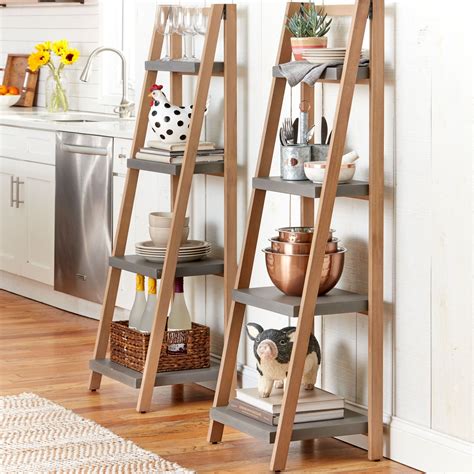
[310,144,329,162]
[280,145,311,180]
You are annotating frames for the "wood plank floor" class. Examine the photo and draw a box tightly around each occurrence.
[0,290,417,473]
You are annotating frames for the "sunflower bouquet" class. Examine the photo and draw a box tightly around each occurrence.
[28,40,79,113]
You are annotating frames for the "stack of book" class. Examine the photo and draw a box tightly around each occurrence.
[230,387,344,426]
[136,141,224,164]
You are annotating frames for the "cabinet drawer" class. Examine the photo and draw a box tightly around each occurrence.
[0,126,55,165]
[113,138,132,175]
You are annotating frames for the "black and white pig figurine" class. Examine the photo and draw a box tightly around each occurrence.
[246,323,321,398]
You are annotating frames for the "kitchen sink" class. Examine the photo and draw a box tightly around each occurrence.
[35,113,134,123]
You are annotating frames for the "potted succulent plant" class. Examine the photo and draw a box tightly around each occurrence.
[287,3,332,60]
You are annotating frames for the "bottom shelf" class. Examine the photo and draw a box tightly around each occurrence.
[90,359,220,389]
[210,406,368,444]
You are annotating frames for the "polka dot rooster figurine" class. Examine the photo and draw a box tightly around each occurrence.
[148,84,209,144]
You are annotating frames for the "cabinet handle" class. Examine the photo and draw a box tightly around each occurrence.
[15,178,24,208]
[10,176,15,207]
[118,153,127,160]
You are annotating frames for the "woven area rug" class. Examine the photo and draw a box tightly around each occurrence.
[0,393,193,473]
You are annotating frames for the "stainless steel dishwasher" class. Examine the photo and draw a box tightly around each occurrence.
[55,132,113,303]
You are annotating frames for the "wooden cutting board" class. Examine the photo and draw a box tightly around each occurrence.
[0,54,39,107]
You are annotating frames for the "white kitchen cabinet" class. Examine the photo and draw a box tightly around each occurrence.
[0,157,55,285]
[0,157,25,274]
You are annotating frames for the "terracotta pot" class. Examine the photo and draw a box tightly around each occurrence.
[290,36,328,61]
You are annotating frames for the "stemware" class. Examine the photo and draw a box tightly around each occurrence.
[155,4,172,61]
[183,7,198,61]
[194,7,209,56]
[170,5,186,60]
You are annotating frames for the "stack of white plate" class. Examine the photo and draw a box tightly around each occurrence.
[302,47,356,64]
[135,240,211,263]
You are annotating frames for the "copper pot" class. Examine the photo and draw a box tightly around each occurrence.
[270,237,340,255]
[263,247,346,296]
[277,226,335,243]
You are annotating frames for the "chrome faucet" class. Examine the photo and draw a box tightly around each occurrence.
[80,47,134,119]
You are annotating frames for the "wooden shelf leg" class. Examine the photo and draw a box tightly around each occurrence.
[89,22,164,391]
[368,0,384,461]
[208,2,298,443]
[135,4,224,413]
[270,1,370,470]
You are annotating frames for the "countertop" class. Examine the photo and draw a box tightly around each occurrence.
[0,107,136,140]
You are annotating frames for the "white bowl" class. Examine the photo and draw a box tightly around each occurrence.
[149,211,190,228]
[0,95,21,108]
[149,226,190,246]
[304,161,356,184]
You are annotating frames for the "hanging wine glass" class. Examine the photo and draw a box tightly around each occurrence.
[170,5,186,60]
[194,7,209,58]
[183,7,198,61]
[155,4,172,61]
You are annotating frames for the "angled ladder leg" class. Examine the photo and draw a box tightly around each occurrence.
[136,4,224,413]
[270,1,371,470]
[89,27,164,391]
[207,2,299,443]
[368,0,384,461]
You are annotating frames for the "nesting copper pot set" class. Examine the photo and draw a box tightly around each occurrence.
[263,227,346,297]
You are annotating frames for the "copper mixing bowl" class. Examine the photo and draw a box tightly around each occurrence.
[270,237,340,255]
[263,247,346,296]
[277,226,335,243]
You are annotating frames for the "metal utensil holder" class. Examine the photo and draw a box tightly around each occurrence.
[280,145,311,180]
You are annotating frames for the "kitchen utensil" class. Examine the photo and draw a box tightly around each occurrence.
[304,161,356,184]
[149,211,190,228]
[310,144,329,162]
[306,125,316,143]
[280,145,311,180]
[279,127,286,146]
[263,247,346,296]
[321,116,328,145]
[326,130,332,145]
[149,225,189,246]
[292,118,299,144]
[270,236,340,255]
[0,95,21,108]
[282,118,294,144]
[277,226,335,243]
[341,150,359,164]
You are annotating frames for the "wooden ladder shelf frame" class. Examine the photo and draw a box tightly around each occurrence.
[88,4,237,414]
[208,0,384,471]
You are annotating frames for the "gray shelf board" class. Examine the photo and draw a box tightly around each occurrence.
[109,255,224,279]
[145,60,224,75]
[211,407,368,444]
[272,64,369,81]
[232,287,368,318]
[128,158,224,176]
[253,177,369,198]
[90,359,220,389]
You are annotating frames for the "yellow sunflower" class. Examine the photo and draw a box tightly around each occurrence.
[28,50,51,72]
[52,39,69,57]
[60,48,80,66]
[35,41,51,52]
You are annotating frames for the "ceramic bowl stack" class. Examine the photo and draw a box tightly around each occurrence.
[263,226,346,296]
[302,47,360,64]
[135,212,211,263]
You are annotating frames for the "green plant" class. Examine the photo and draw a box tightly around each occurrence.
[286,3,332,38]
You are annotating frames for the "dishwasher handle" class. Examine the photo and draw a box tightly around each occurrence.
[61,143,109,156]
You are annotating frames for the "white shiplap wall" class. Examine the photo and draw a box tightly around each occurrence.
[0,0,472,469]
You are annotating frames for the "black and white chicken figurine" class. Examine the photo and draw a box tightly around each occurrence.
[148,84,209,144]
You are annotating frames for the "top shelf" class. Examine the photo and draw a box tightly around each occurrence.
[145,60,224,76]
[272,64,369,84]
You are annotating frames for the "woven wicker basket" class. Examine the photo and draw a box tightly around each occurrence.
[110,321,210,373]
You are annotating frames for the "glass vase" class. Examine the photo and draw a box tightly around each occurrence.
[45,70,69,113]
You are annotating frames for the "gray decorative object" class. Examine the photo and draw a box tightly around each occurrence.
[148,84,208,144]
[246,323,321,398]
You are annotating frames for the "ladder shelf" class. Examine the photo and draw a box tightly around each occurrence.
[208,1,384,472]
[88,4,237,414]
